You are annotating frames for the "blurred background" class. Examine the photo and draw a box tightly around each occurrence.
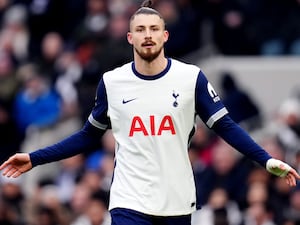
[0,0,300,225]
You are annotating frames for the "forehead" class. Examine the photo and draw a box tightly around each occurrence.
[130,14,164,29]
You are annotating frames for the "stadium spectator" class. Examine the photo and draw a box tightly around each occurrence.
[242,201,277,225]
[0,4,30,65]
[0,176,25,224]
[53,49,82,120]
[283,186,300,224]
[195,139,257,208]
[285,0,300,55]
[95,14,132,73]
[0,50,21,164]
[74,0,111,122]
[19,0,65,59]
[155,0,201,58]
[35,32,64,82]
[70,190,111,225]
[13,63,61,135]
[188,116,218,170]
[27,184,71,225]
[54,154,86,204]
[192,187,243,225]
[273,98,300,164]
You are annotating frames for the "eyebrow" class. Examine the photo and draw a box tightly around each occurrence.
[135,25,161,29]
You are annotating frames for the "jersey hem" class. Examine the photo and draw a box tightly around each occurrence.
[108,204,196,217]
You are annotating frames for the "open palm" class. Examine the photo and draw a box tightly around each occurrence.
[0,153,32,178]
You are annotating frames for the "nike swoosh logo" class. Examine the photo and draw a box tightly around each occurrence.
[122,98,137,104]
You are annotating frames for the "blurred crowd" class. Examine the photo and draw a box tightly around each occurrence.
[0,0,300,225]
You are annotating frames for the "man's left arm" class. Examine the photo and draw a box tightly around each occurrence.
[212,114,300,186]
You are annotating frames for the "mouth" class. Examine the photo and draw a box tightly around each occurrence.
[142,41,155,48]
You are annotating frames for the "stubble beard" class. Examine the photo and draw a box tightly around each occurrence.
[134,45,164,63]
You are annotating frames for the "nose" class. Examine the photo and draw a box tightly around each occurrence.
[144,28,152,39]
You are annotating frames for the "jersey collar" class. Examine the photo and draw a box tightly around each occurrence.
[131,58,172,80]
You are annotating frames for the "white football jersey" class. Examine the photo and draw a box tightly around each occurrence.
[88,58,228,216]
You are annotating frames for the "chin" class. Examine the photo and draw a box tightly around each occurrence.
[135,48,162,62]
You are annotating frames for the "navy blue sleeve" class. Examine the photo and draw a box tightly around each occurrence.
[29,121,106,167]
[212,114,272,167]
[88,78,111,129]
[195,71,228,128]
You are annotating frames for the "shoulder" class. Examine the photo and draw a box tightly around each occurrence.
[170,58,201,74]
[103,62,133,79]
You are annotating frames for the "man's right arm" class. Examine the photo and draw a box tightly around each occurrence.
[30,121,106,167]
[0,78,110,177]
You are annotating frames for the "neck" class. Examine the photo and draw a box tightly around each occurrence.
[134,53,168,76]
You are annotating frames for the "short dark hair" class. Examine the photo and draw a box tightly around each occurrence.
[130,0,164,23]
[141,0,153,7]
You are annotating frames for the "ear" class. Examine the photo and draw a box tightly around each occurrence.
[127,32,133,45]
[164,30,169,43]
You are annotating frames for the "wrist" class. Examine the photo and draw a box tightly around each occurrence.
[266,158,291,177]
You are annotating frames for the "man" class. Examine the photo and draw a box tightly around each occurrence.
[1,1,300,225]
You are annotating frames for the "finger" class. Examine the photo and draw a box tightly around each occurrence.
[288,173,295,186]
[2,164,13,176]
[285,175,291,186]
[12,170,22,178]
[285,176,292,186]
[289,175,296,187]
[286,173,296,186]
[290,169,300,180]
[4,167,18,178]
[284,174,290,186]
[0,160,10,170]
[287,170,299,186]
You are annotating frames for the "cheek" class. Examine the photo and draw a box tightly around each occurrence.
[131,39,139,47]
[129,36,141,46]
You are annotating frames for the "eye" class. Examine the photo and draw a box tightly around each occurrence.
[136,27,144,32]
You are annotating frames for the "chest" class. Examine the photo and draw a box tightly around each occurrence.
[107,77,195,117]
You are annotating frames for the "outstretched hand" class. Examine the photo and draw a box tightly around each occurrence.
[266,158,300,186]
[285,168,300,186]
[0,153,32,178]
